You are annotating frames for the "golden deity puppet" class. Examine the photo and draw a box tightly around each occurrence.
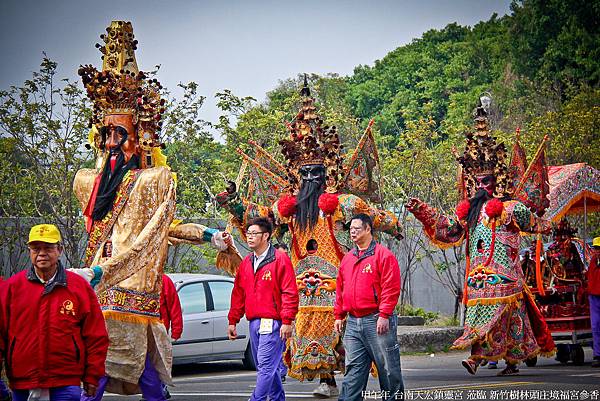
[406,100,555,375]
[546,219,590,282]
[74,21,240,394]
[216,79,403,383]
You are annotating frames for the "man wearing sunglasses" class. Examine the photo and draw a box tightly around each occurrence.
[228,217,299,401]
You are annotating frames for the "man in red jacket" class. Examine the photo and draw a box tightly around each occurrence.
[160,275,183,341]
[0,224,109,401]
[589,237,600,368]
[334,214,404,401]
[157,274,183,400]
[228,217,299,401]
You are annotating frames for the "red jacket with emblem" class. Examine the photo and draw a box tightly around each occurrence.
[334,241,401,320]
[588,250,600,296]
[0,264,109,390]
[229,245,299,325]
[160,274,183,340]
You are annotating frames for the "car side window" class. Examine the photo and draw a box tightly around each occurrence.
[208,281,234,312]
[178,282,207,315]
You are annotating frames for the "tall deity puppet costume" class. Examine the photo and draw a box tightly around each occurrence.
[406,101,555,376]
[216,80,403,389]
[74,21,239,396]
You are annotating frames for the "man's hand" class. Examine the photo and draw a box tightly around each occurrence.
[83,383,97,397]
[376,316,390,335]
[228,324,237,340]
[280,324,292,340]
[334,319,344,334]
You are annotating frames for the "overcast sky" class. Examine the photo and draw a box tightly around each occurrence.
[1,0,511,138]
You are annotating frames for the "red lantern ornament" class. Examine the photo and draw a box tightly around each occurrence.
[456,199,470,221]
[277,195,297,218]
[318,193,339,215]
[485,198,504,219]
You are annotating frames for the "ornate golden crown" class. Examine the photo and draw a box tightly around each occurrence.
[279,77,344,192]
[457,101,509,198]
[78,21,165,166]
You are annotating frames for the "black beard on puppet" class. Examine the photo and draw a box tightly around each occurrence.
[467,188,492,228]
[295,175,325,232]
[92,149,140,222]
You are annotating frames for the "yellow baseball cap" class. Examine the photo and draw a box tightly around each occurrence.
[28,224,62,244]
[593,237,600,248]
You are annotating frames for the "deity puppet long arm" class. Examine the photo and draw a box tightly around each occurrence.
[337,193,404,240]
[215,187,275,231]
[406,197,465,249]
[168,222,243,275]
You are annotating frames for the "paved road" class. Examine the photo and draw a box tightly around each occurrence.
[104,348,600,400]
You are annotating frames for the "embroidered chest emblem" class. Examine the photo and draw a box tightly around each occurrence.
[296,268,336,296]
[362,264,373,273]
[262,270,272,281]
[467,265,515,289]
[60,300,76,316]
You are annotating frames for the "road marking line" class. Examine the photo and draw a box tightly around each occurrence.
[412,381,536,391]
[171,367,432,383]
[104,392,315,398]
[569,373,600,377]
[173,372,257,382]
[103,385,537,398]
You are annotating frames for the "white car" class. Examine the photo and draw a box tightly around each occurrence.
[168,273,254,369]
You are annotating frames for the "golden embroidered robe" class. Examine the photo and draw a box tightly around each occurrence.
[74,166,234,394]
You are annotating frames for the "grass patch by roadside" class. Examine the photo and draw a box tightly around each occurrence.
[426,315,460,327]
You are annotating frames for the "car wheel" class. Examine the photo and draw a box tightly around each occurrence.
[243,343,256,370]
[556,344,569,364]
[570,345,585,366]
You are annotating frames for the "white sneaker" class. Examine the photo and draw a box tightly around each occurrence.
[313,383,339,398]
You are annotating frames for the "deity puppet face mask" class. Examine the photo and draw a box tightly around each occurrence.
[296,164,326,231]
[298,164,326,184]
[475,174,497,197]
[100,114,138,162]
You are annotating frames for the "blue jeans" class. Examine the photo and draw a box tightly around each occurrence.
[13,386,81,401]
[248,318,285,401]
[339,313,404,401]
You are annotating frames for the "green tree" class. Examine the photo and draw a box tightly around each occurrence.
[380,116,466,318]
[523,88,600,169]
[508,0,600,92]
[0,58,91,274]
